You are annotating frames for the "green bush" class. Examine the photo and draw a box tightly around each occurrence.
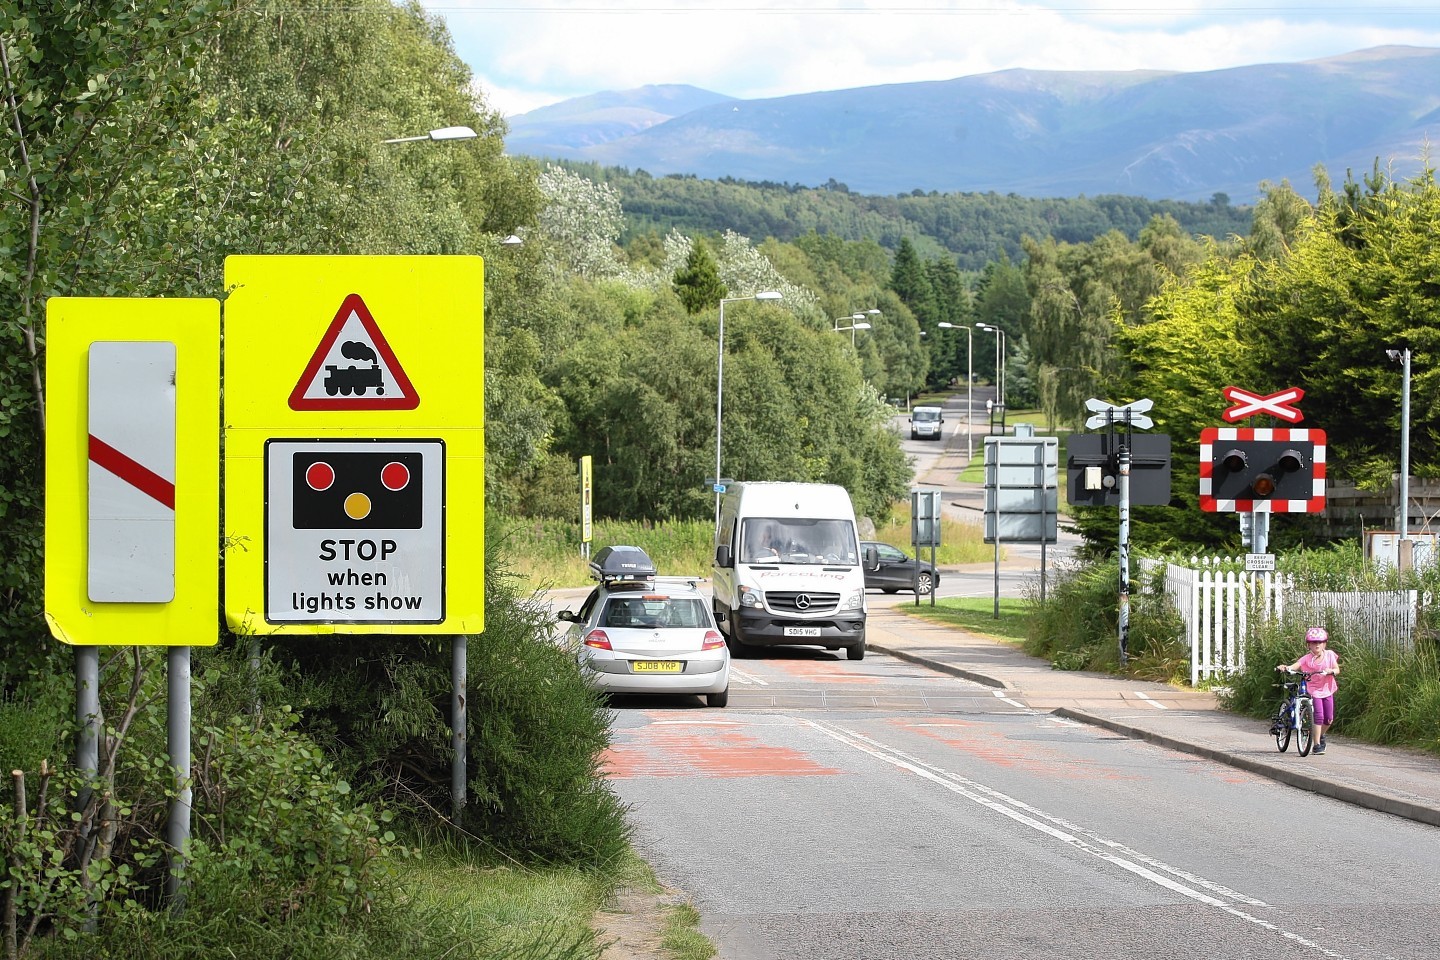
[462,562,630,865]
[0,647,408,958]
[266,554,630,867]
[1023,556,1187,682]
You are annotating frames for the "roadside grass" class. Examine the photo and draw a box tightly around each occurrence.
[898,596,1032,643]
[389,847,714,960]
[393,854,608,959]
[662,904,717,960]
[493,500,996,589]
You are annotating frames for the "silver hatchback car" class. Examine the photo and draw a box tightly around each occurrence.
[558,547,730,708]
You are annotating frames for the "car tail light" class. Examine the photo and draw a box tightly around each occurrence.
[701,630,725,651]
[583,629,612,650]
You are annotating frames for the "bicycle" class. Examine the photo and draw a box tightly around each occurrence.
[1269,670,1317,756]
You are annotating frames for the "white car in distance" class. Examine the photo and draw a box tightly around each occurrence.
[558,546,730,708]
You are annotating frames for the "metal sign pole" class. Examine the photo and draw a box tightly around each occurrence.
[452,635,467,828]
[166,646,191,913]
[1118,436,1132,665]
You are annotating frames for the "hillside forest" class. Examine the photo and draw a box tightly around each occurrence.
[0,0,1436,951]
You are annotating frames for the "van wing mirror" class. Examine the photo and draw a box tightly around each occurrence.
[715,544,733,568]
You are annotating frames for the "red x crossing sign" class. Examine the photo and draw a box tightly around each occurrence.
[1221,386,1304,423]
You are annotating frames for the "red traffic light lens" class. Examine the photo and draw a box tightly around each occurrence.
[1221,450,1247,472]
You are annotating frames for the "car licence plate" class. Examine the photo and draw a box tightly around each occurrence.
[631,660,682,673]
[783,626,822,638]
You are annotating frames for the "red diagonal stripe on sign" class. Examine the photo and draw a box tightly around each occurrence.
[88,435,175,510]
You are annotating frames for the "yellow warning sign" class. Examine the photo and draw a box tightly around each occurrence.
[222,256,484,637]
[44,297,221,646]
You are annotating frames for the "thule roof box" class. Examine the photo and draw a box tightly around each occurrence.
[589,545,657,587]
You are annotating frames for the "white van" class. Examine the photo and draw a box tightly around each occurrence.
[712,482,875,660]
[909,405,944,440]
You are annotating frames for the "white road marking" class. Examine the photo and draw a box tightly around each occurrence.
[728,667,768,686]
[797,716,1351,960]
[992,688,1034,712]
[1135,692,1170,710]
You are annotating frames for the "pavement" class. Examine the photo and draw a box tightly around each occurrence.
[864,587,1440,829]
[871,394,1440,829]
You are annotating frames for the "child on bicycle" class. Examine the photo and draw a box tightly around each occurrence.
[1277,626,1340,754]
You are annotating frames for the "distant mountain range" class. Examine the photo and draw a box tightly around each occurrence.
[504,46,1440,202]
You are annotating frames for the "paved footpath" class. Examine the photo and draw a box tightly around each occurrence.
[866,602,1440,829]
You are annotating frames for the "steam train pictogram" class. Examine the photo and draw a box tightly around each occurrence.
[323,340,386,396]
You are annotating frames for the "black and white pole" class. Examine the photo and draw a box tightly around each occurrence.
[1118,443,1131,665]
[1084,398,1154,667]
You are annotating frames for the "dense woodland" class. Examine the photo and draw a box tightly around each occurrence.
[554,159,1256,270]
[1,0,1437,953]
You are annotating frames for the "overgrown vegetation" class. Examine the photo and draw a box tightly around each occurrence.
[1024,558,1189,682]
[0,559,629,959]
[1216,544,1440,754]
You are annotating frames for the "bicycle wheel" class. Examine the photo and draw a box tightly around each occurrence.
[1296,698,1315,756]
[1273,702,1292,753]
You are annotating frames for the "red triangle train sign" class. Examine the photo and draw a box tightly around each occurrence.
[289,293,420,410]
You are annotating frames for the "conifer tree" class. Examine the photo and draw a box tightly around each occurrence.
[672,240,728,314]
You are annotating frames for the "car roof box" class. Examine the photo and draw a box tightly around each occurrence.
[589,545,657,585]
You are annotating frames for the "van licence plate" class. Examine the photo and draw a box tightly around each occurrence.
[783,626,822,638]
[632,661,682,673]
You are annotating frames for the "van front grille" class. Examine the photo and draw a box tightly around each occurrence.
[766,591,840,614]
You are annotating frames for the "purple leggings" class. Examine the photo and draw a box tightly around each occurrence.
[1312,694,1335,726]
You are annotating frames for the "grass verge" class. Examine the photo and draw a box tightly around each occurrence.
[493,501,996,590]
[895,596,1032,643]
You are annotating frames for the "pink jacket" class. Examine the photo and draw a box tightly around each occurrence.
[1298,650,1339,698]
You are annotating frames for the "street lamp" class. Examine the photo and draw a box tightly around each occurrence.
[370,119,485,828]
[976,323,1006,411]
[381,125,478,144]
[716,291,784,529]
[938,322,973,459]
[833,310,878,347]
[1388,347,1412,557]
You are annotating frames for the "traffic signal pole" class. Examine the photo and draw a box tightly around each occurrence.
[1118,442,1131,665]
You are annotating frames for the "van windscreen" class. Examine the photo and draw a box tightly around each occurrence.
[740,518,858,565]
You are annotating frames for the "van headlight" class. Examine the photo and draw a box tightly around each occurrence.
[842,587,865,610]
[738,584,765,608]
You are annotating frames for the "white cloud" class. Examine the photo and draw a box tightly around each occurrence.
[422,1,1440,117]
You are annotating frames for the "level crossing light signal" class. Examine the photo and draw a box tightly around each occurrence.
[1199,428,1326,513]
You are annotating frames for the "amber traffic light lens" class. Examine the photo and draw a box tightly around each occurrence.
[1253,474,1277,497]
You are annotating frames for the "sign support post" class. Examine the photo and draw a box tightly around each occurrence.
[166,647,191,911]
[1118,444,1131,665]
[452,636,467,823]
[1084,398,1156,666]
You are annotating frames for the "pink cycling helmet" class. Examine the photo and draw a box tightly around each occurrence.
[1304,626,1329,644]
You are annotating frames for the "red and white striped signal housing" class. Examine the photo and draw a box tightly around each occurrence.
[1199,427,1326,513]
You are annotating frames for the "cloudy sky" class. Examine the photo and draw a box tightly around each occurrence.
[418,1,1440,118]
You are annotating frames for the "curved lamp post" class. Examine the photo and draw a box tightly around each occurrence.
[976,322,1006,410]
[377,118,482,832]
[716,292,784,529]
[938,322,972,459]
[1388,347,1412,560]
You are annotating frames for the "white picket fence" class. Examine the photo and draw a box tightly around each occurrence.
[1140,556,1422,684]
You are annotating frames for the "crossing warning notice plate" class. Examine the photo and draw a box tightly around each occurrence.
[222,255,484,636]
[265,439,445,624]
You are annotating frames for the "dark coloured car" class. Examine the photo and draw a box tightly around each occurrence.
[861,541,938,595]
